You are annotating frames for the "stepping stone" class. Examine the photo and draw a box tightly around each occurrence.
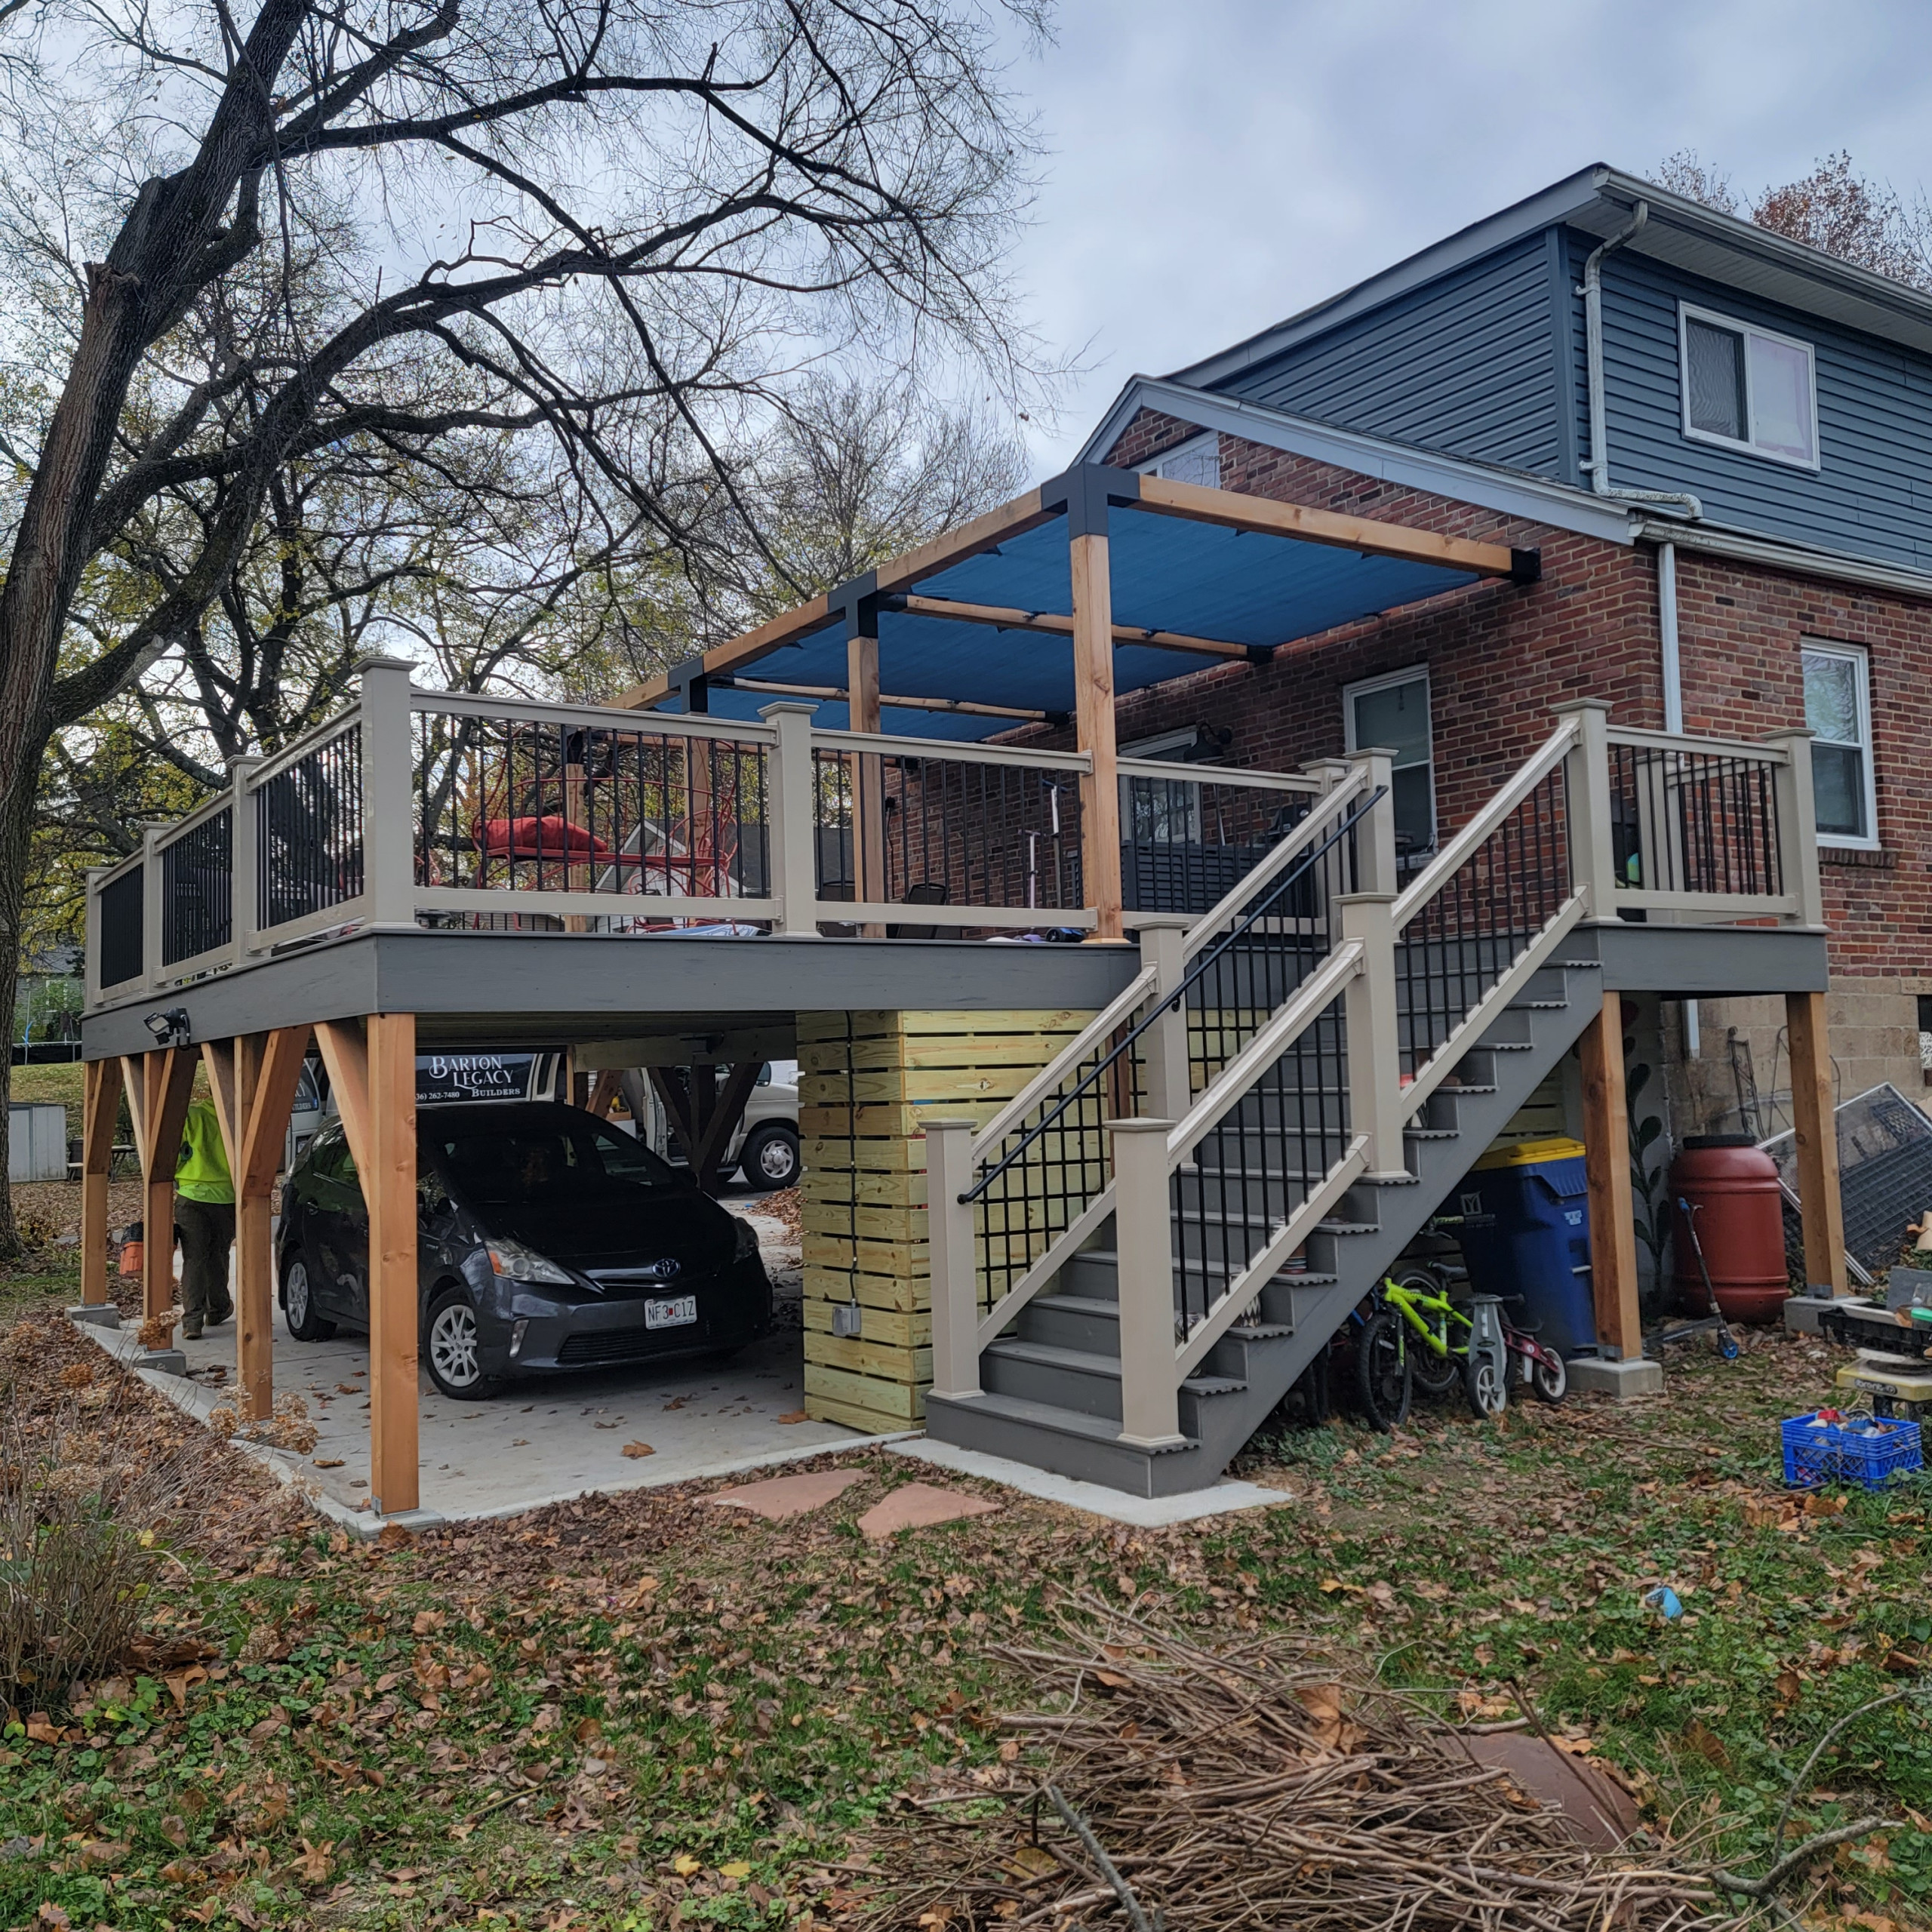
[856,1482,998,1540]
[704,1469,865,1521]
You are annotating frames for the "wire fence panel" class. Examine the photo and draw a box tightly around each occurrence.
[1607,742,1783,899]
[414,710,771,923]
[1395,767,1571,1080]
[160,810,232,966]
[257,729,365,932]
[811,747,1083,930]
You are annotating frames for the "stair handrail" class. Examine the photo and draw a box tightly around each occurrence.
[961,782,1386,1201]
[964,765,1374,1164]
[1390,717,1582,932]
[951,786,1384,1361]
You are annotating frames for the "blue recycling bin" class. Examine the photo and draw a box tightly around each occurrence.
[1449,1137,1598,1358]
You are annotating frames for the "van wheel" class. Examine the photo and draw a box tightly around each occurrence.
[282,1254,336,1341]
[424,1285,499,1401]
[741,1124,801,1190]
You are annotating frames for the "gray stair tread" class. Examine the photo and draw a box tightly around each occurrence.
[1506,999,1569,1011]
[934,1389,1200,1454]
[1183,1375,1247,1397]
[1475,1038,1537,1051]
[1314,1220,1377,1235]
[1404,1127,1458,1140]
[1228,1322,1294,1340]
[985,1337,1120,1377]
[1031,1291,1118,1316]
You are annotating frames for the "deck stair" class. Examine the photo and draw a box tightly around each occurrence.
[927,957,1602,1494]
[924,714,1617,1496]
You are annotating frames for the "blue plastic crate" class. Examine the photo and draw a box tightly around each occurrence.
[1781,1411,1923,1490]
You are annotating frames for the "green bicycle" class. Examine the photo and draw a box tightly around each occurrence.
[1355,1266,1563,1429]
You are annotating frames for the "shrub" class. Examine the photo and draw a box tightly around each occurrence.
[0,1358,214,1709]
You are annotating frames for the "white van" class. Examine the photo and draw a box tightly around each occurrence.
[626,1061,801,1190]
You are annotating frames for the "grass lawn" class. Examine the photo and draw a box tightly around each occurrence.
[1,1252,1927,1932]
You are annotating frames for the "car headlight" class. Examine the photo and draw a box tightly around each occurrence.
[487,1236,573,1287]
[734,1217,760,1261]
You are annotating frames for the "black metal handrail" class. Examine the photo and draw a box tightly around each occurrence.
[961,787,1386,1205]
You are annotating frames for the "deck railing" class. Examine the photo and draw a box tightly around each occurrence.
[85,657,1337,1007]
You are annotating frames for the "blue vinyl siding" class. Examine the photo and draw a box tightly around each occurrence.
[1216,233,1564,475]
[1592,244,1932,567]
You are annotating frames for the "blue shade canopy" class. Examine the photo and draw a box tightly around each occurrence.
[650,492,1494,743]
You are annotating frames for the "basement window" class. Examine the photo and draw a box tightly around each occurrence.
[1138,433,1220,489]
[1344,667,1435,860]
[1802,641,1877,847]
[1679,303,1819,469]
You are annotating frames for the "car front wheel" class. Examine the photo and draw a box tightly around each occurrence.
[424,1285,499,1401]
[741,1124,801,1190]
[282,1253,337,1341]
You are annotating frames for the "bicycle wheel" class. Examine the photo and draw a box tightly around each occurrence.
[1355,1306,1412,1431]
[1392,1270,1461,1398]
[1529,1346,1567,1405]
[1465,1342,1509,1420]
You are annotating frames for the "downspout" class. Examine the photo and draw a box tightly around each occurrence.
[1577,202,1704,520]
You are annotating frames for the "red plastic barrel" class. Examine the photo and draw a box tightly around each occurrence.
[1669,1135,1789,1323]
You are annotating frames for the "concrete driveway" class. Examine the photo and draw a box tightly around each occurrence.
[83,1192,869,1525]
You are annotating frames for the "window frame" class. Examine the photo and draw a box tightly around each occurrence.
[1677,301,1821,472]
[1801,639,1879,851]
[1134,432,1220,488]
[1343,664,1435,858]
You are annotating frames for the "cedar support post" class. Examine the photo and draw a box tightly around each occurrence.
[123,1047,198,1350]
[1786,989,1846,1296]
[1579,992,1642,1361]
[317,1014,420,1515]
[205,1027,312,1420]
[840,579,886,935]
[75,1058,125,1323]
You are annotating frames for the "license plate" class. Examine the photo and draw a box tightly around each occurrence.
[645,1295,697,1331]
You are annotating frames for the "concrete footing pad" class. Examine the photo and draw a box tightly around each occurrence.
[1783,1294,1861,1336]
[1567,1355,1664,1398]
[66,1303,122,1329]
[136,1347,189,1377]
[893,1438,1296,1526]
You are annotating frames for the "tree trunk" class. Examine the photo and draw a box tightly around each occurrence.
[0,715,52,1259]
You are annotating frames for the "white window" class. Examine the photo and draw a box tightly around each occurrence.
[1137,433,1220,489]
[1802,642,1877,847]
[1344,667,1434,859]
[1119,726,1213,844]
[1678,303,1820,469]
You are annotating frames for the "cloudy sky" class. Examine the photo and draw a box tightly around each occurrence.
[1004,0,1928,469]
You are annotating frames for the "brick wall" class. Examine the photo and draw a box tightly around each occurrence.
[1091,410,1932,1119]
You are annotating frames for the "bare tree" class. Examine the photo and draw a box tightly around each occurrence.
[0,0,1054,1253]
[1657,147,1932,290]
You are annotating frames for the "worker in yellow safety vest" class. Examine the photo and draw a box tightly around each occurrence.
[175,1099,235,1340]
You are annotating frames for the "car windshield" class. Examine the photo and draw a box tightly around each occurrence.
[434,1121,680,1209]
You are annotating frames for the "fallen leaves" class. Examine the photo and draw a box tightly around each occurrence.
[621,1441,655,1458]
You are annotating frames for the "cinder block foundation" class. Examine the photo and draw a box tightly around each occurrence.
[1566,1354,1664,1398]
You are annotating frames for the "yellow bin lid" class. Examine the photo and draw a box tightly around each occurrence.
[1472,1136,1586,1172]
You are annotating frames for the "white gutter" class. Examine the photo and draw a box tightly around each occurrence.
[1638,517,1932,603]
[1578,203,1703,521]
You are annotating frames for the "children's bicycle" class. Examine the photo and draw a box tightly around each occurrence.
[1354,1267,1568,1431]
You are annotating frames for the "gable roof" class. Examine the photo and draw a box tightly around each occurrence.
[1172,163,1932,391]
[1073,376,1639,545]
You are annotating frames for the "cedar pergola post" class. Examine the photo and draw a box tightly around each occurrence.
[837,577,886,934]
[1066,476,1123,942]
[316,1014,421,1515]
[75,1057,125,1324]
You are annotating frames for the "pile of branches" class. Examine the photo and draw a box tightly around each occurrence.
[855,1611,1737,1932]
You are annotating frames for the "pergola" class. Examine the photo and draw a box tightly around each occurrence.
[623,462,1536,936]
